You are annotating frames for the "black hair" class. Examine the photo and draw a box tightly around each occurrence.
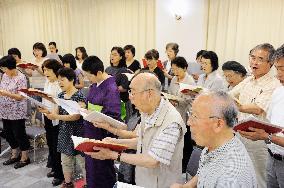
[75,47,88,60]
[201,51,219,71]
[49,41,58,53]
[222,61,247,77]
[42,59,63,77]
[196,50,206,60]
[8,48,21,59]
[171,56,188,69]
[124,45,136,57]
[33,42,47,57]
[144,49,159,60]
[0,55,16,70]
[82,56,104,76]
[58,67,76,85]
[62,53,77,70]
[166,43,179,55]
[110,47,127,68]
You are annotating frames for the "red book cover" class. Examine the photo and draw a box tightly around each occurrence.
[18,88,54,102]
[72,136,128,152]
[233,117,283,134]
[17,63,38,69]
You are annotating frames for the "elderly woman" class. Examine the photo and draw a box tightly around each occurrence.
[0,55,30,169]
[197,51,226,91]
[222,61,247,90]
[163,43,179,90]
[168,56,195,173]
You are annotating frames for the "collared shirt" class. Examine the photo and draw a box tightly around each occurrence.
[139,98,181,165]
[197,136,257,188]
[267,86,284,155]
[197,70,226,91]
[229,70,281,121]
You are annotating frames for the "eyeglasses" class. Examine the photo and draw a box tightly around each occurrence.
[188,111,221,123]
[249,54,269,64]
[128,89,153,97]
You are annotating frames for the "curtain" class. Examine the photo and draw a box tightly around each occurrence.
[0,0,155,64]
[206,0,284,68]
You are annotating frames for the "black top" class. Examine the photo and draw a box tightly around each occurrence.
[105,66,132,102]
[127,60,141,73]
[143,67,165,86]
[57,90,85,156]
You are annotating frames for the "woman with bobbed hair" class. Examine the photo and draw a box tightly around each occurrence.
[124,45,141,73]
[196,51,226,91]
[222,61,247,90]
[0,55,30,169]
[75,47,88,70]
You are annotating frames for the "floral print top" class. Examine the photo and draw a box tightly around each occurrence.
[0,71,27,120]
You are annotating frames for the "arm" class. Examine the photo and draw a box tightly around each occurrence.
[239,127,284,147]
[85,148,159,169]
[45,106,81,121]
[170,176,198,188]
[239,103,264,115]
[104,137,138,149]
[0,90,25,101]
[92,121,137,139]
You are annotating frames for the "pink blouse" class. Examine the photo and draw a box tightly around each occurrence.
[0,71,27,120]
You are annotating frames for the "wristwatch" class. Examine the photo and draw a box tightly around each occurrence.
[265,134,272,144]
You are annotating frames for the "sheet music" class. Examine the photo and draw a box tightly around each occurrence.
[53,98,81,115]
[19,92,49,109]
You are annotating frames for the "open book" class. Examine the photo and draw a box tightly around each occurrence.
[179,83,203,93]
[19,92,49,109]
[233,116,283,134]
[53,98,82,115]
[71,136,128,152]
[17,63,39,69]
[80,109,127,129]
[161,92,183,102]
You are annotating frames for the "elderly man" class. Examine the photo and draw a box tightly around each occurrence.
[229,43,281,187]
[171,91,257,188]
[238,45,284,188]
[86,72,186,188]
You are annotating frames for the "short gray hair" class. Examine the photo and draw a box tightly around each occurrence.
[132,70,162,92]
[272,44,284,62]
[203,91,238,127]
[250,43,275,64]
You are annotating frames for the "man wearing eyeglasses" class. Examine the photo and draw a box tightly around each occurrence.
[85,72,187,188]
[229,43,281,187]
[238,45,284,188]
[171,91,257,188]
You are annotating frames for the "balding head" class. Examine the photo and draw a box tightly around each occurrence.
[131,71,162,94]
[129,71,162,114]
[194,91,238,127]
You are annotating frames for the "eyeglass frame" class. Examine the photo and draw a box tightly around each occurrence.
[188,111,222,123]
[128,88,153,97]
[249,54,269,64]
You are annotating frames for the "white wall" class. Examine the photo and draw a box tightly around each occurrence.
[155,0,207,62]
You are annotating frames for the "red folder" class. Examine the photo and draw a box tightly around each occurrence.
[233,117,283,134]
[18,88,53,101]
[17,63,38,69]
[75,140,128,152]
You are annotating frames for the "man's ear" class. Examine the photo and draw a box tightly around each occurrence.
[213,118,226,133]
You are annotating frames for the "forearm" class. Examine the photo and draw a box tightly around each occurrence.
[183,176,198,188]
[271,135,284,147]
[119,153,159,168]
[6,93,24,101]
[56,114,81,121]
[106,126,137,139]
[113,138,138,149]
[239,104,264,115]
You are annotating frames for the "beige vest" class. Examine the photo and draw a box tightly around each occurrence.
[136,100,186,188]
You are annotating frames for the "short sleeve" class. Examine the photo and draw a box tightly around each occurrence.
[148,123,181,165]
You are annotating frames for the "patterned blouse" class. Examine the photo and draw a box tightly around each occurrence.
[0,71,27,120]
[57,90,85,156]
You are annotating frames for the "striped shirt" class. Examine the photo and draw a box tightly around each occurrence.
[141,98,181,165]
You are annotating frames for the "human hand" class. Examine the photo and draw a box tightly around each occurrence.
[85,147,118,160]
[92,121,111,130]
[238,127,269,141]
